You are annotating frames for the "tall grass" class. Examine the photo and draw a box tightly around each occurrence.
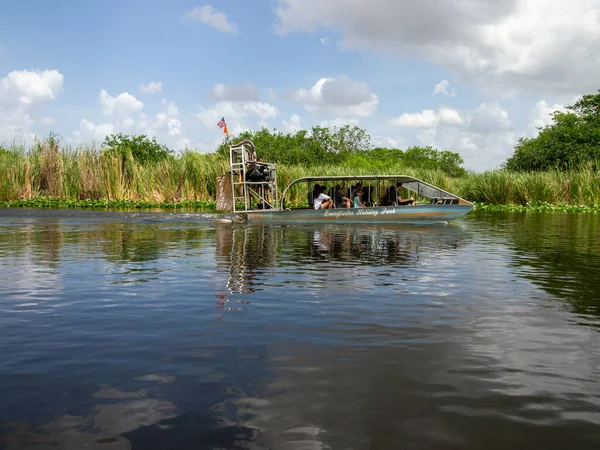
[0,140,228,203]
[1,139,599,206]
[460,166,600,206]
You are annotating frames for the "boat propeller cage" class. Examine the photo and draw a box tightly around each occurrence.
[229,140,279,212]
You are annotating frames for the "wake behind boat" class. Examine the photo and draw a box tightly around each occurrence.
[216,140,474,224]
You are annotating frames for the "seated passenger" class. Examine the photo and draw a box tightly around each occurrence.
[308,184,320,209]
[328,186,336,200]
[334,184,351,208]
[314,186,334,210]
[396,183,415,205]
[382,187,389,206]
[362,186,373,205]
[353,189,366,208]
[386,185,397,205]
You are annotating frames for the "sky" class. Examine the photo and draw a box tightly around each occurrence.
[0,0,598,171]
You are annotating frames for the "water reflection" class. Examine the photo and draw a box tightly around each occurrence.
[1,210,600,449]
[215,225,281,295]
[215,223,468,295]
[472,212,600,320]
[1,384,176,450]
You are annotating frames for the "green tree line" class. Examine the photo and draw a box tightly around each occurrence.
[215,125,466,177]
[505,90,600,171]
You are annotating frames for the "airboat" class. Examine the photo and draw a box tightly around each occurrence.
[216,140,474,224]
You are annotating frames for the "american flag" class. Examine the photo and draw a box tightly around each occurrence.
[217,117,228,134]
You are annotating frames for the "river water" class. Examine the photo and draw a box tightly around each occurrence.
[0,208,599,450]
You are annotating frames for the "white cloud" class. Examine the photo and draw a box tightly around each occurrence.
[393,103,510,133]
[528,100,566,136]
[73,119,116,143]
[288,75,378,117]
[466,103,512,134]
[99,89,143,117]
[320,37,331,46]
[176,137,191,149]
[0,69,63,106]
[208,83,259,102]
[122,117,135,129]
[73,101,187,148]
[282,114,302,133]
[265,88,278,101]
[136,102,182,137]
[0,69,64,140]
[196,101,279,131]
[389,107,465,128]
[0,111,34,140]
[372,135,408,149]
[40,117,55,125]
[433,79,456,97]
[139,81,162,94]
[274,0,600,95]
[280,115,359,134]
[182,5,238,34]
[320,117,360,128]
[418,126,520,171]
[389,102,518,170]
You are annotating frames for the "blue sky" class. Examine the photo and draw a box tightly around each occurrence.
[1,0,598,171]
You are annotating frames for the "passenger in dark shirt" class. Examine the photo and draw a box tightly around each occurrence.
[386,185,397,205]
[385,184,415,205]
[396,183,415,205]
[334,184,351,208]
[362,186,372,205]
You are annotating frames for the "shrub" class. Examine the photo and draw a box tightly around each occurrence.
[102,133,174,165]
[505,90,600,171]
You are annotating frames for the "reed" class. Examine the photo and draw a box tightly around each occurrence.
[1,140,599,208]
[461,165,600,206]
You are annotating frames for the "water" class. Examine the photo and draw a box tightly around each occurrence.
[1,208,599,449]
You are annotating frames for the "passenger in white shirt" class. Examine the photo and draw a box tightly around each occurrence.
[313,186,333,210]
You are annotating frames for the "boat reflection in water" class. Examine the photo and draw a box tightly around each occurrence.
[215,224,281,295]
[213,222,468,315]
[209,223,475,450]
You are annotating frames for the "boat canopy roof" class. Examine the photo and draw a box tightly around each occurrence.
[285,175,418,184]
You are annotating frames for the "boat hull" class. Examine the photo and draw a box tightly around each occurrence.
[244,204,474,224]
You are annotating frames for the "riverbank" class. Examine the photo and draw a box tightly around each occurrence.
[2,198,599,214]
[0,198,217,210]
[2,141,599,208]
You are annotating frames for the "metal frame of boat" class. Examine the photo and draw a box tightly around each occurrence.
[217,140,474,224]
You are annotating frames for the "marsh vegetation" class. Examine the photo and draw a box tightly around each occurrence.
[2,92,600,211]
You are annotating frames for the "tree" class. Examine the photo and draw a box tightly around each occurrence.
[401,146,466,177]
[102,133,174,164]
[505,90,600,171]
[216,125,370,166]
